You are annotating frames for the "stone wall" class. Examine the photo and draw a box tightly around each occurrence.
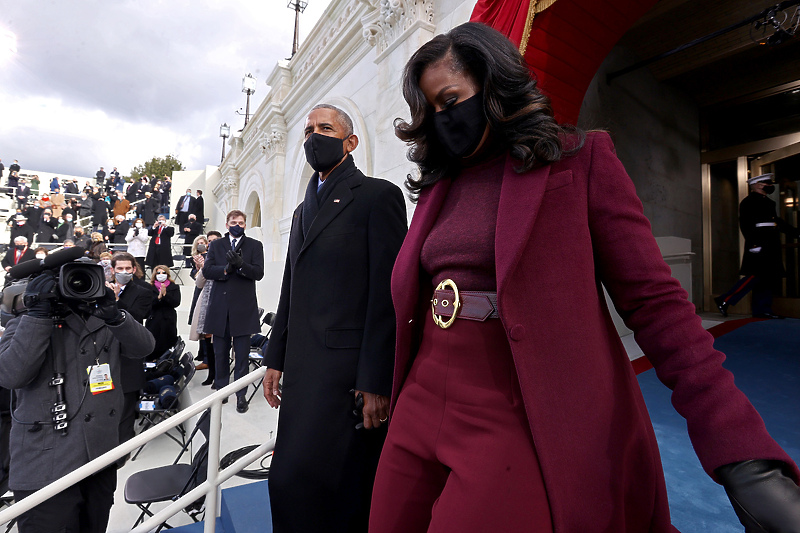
[579,45,703,305]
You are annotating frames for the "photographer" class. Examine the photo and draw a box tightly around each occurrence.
[0,253,155,533]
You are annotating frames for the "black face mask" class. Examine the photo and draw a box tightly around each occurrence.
[304,133,345,173]
[433,92,487,159]
[763,184,776,194]
[228,225,244,238]
[15,245,25,251]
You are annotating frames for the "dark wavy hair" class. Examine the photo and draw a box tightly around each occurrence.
[396,22,584,199]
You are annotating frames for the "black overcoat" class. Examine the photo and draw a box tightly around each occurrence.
[201,234,264,337]
[145,281,181,360]
[145,225,174,267]
[739,192,799,277]
[117,281,155,392]
[264,163,407,533]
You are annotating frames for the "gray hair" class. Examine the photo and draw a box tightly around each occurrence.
[13,236,27,245]
[311,104,354,137]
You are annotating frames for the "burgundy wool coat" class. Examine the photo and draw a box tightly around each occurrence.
[389,132,799,532]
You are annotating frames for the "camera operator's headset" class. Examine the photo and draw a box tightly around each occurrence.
[1,248,105,436]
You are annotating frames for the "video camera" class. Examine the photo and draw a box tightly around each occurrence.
[1,247,106,324]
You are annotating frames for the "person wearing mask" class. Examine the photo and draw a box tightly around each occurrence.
[2,237,35,272]
[33,247,48,260]
[125,218,149,270]
[91,191,110,231]
[24,199,43,231]
[142,191,159,226]
[72,226,90,250]
[193,190,205,222]
[175,189,195,228]
[77,192,93,222]
[49,189,66,218]
[98,252,113,283]
[15,179,30,210]
[0,261,154,533]
[367,23,800,533]
[108,252,155,450]
[145,266,181,362]
[203,210,264,413]
[112,191,131,218]
[160,176,172,214]
[262,104,406,531]
[8,214,34,246]
[35,210,58,244]
[145,215,174,271]
[181,214,203,263]
[111,215,130,246]
[55,214,76,243]
[189,235,214,384]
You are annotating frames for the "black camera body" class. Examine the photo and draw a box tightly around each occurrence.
[57,261,107,301]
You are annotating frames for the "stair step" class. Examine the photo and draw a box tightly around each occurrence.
[170,480,271,533]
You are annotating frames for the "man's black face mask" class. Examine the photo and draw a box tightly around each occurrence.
[304,133,345,173]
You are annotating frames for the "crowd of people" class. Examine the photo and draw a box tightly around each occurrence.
[1,21,800,533]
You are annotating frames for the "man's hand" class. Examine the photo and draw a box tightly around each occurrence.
[356,390,389,429]
[24,271,57,318]
[105,281,122,298]
[79,287,124,325]
[264,369,282,408]
[226,250,243,268]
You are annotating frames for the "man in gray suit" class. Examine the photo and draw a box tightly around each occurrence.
[0,265,154,533]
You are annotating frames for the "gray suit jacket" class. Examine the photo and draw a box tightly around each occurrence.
[0,312,154,490]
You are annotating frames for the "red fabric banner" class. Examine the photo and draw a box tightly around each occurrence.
[470,0,659,125]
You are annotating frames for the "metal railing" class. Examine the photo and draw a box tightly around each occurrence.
[0,366,272,533]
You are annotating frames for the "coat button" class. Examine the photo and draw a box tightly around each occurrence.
[109,409,116,417]
[84,414,93,422]
[509,325,526,341]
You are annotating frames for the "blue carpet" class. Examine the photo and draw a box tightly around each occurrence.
[637,318,800,532]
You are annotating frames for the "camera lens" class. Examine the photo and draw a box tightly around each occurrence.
[65,270,96,296]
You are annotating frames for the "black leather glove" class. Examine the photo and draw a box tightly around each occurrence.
[77,287,124,325]
[226,250,243,269]
[716,460,800,532]
[23,271,57,318]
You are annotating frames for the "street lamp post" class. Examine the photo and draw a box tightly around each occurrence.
[219,123,230,164]
[241,73,257,127]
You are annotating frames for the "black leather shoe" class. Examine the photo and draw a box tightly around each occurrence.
[201,377,214,386]
[236,398,249,414]
[714,296,729,317]
[221,398,228,404]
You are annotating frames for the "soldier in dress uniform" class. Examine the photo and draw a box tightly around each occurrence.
[715,173,800,318]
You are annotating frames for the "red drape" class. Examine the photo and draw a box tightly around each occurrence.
[471,0,659,125]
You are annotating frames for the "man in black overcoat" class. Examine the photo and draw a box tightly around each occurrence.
[263,104,407,533]
[715,173,800,317]
[181,214,203,262]
[192,190,205,222]
[202,210,264,413]
[145,215,174,269]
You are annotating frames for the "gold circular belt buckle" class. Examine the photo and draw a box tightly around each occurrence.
[432,279,461,329]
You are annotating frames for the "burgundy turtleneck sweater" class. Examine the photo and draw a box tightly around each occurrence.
[420,154,505,292]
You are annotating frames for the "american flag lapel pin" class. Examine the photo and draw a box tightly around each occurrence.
[334,199,340,203]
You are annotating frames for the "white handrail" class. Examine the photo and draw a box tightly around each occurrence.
[0,365,271,533]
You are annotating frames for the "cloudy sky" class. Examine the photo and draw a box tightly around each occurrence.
[0,0,328,178]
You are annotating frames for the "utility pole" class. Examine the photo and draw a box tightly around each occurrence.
[287,0,308,58]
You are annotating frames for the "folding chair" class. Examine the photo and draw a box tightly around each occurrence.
[245,311,275,406]
[132,352,196,461]
[143,338,185,382]
[125,409,213,531]
[170,255,185,284]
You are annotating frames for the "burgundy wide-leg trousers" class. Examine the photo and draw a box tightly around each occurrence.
[370,314,553,532]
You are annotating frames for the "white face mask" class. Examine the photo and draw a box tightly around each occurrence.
[135,222,143,228]
[35,253,46,260]
[155,273,168,282]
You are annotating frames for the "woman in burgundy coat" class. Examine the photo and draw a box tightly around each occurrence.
[368,23,800,533]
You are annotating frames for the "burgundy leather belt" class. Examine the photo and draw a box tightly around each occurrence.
[431,279,499,329]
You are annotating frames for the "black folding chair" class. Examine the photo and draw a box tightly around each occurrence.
[245,311,275,406]
[125,409,213,531]
[170,255,185,284]
[132,352,196,461]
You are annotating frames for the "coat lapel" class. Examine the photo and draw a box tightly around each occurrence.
[299,179,355,254]
[495,158,551,298]
[391,178,451,325]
